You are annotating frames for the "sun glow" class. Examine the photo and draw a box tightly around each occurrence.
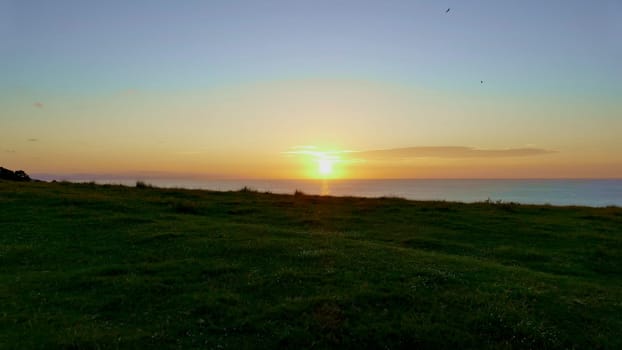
[318,158,334,176]
[285,146,350,179]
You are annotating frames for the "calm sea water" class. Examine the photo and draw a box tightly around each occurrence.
[41,176,622,207]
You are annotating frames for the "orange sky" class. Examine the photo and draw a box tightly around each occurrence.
[3,79,621,179]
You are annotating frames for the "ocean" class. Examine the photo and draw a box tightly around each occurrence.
[39,177,622,207]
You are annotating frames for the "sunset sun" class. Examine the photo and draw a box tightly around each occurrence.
[318,158,334,176]
[284,146,348,179]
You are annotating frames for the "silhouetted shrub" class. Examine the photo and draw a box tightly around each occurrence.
[136,181,152,189]
[0,167,31,181]
[14,170,31,181]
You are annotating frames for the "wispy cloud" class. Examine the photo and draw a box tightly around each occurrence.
[284,146,353,160]
[284,145,556,165]
[33,102,44,109]
[356,146,556,159]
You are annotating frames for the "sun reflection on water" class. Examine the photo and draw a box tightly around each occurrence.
[320,179,330,196]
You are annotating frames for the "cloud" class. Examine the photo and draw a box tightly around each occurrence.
[355,146,556,159]
[284,147,353,160]
[284,145,556,165]
[27,138,38,142]
[33,102,44,109]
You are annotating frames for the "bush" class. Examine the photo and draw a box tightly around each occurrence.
[239,186,257,193]
[0,167,31,181]
[135,181,152,189]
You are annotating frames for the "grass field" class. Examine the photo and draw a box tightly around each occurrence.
[1,180,621,349]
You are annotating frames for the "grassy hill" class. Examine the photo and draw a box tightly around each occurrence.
[1,180,621,349]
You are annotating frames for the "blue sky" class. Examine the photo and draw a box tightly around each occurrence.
[3,0,620,95]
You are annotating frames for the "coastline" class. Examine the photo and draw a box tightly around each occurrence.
[28,176,622,207]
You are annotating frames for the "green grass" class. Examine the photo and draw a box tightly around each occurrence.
[1,180,621,349]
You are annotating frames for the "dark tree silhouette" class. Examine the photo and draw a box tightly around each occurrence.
[0,167,32,181]
[14,170,31,181]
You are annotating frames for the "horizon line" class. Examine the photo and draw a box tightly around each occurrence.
[30,173,622,181]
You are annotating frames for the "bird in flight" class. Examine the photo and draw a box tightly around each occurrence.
[481,80,484,84]
[446,8,451,13]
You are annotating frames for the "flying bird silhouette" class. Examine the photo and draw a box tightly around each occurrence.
[481,80,484,84]
[446,8,451,13]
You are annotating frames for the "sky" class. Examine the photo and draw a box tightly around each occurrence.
[1,0,621,179]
